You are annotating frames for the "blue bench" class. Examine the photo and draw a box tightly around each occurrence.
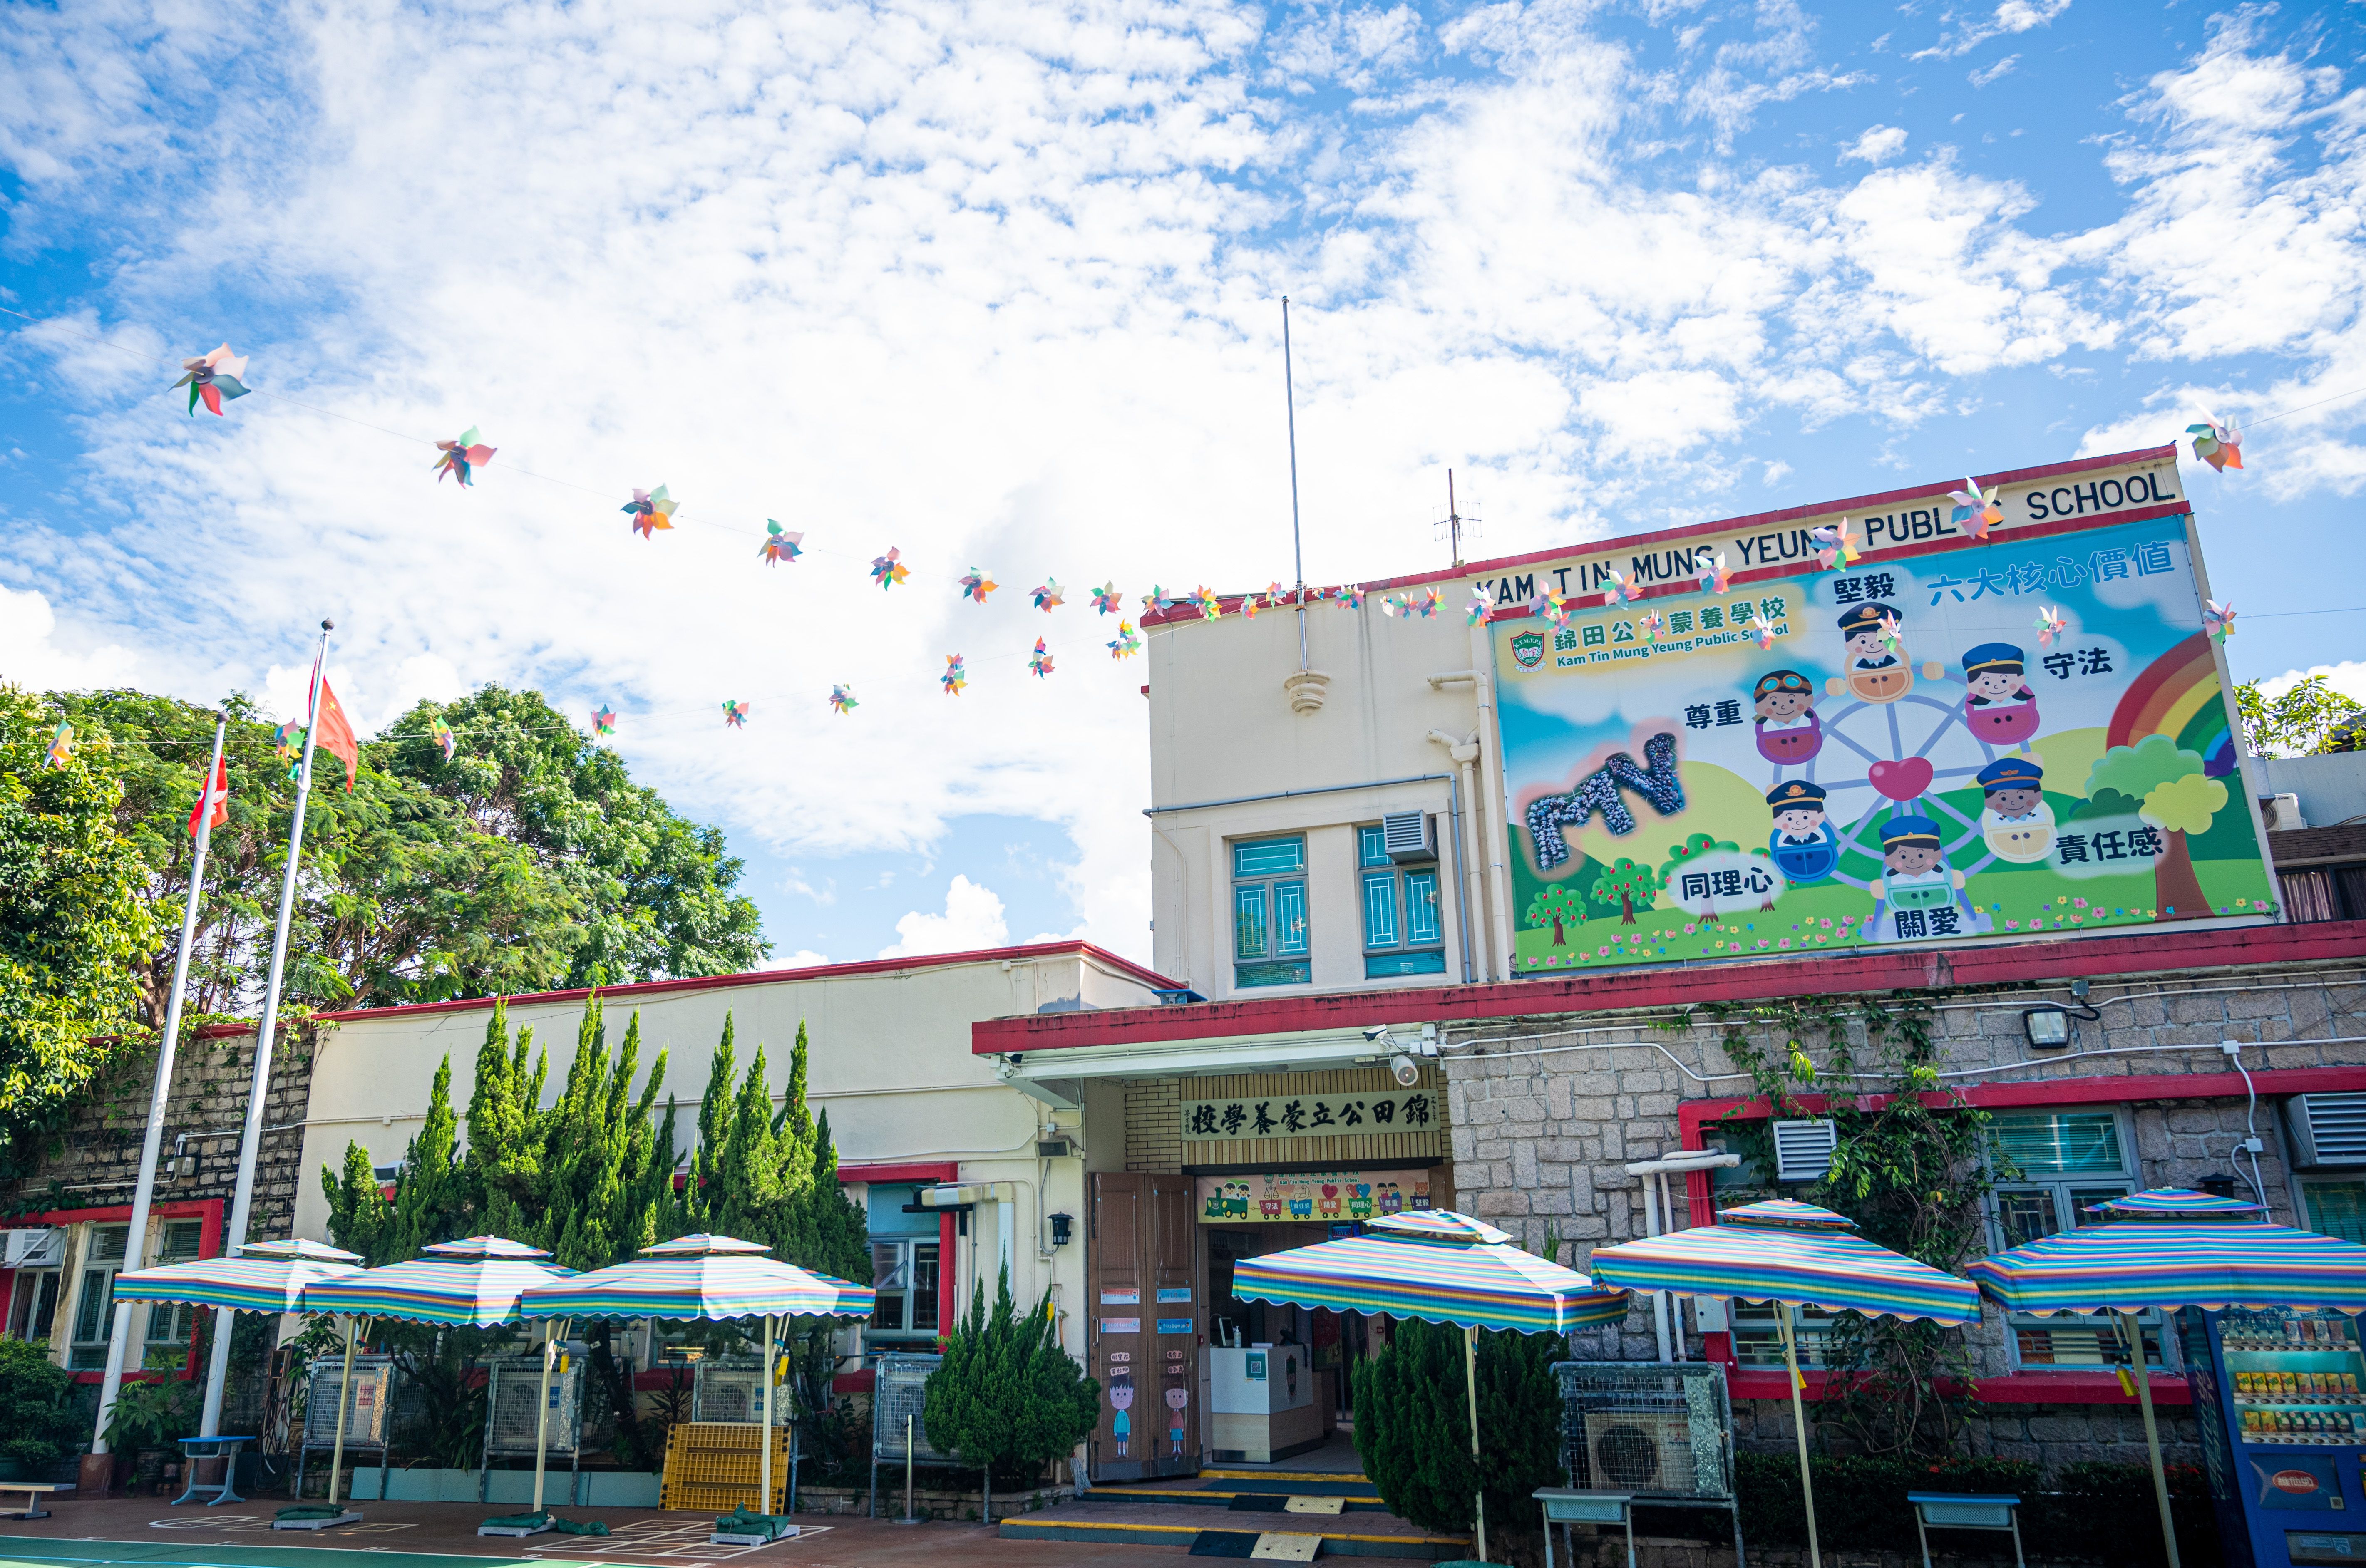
[1907,1492,2024,1568]
[1535,1487,1636,1568]
[172,1436,254,1506]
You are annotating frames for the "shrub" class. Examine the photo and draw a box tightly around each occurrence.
[0,1337,86,1469]
[1350,1318,1563,1535]
[924,1265,1099,1489]
[100,1374,200,1457]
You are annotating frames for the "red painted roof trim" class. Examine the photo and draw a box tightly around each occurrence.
[1142,446,2182,624]
[192,940,1181,1037]
[973,919,2366,1054]
[837,1161,959,1185]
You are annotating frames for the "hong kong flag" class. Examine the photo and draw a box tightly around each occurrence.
[187,752,228,837]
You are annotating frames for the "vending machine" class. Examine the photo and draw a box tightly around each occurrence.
[2181,1305,2366,1567]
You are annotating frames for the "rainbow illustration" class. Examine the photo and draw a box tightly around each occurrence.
[2108,632,2238,778]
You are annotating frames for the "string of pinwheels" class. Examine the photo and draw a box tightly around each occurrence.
[1,305,2327,754]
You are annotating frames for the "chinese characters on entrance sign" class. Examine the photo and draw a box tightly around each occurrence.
[1180,1090,1433,1140]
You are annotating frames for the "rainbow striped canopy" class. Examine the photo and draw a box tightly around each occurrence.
[2083,1188,2264,1218]
[514,1233,877,1323]
[1588,1199,1980,1324]
[303,1236,576,1327]
[111,1238,363,1315]
[1229,1211,1629,1334]
[1968,1206,2366,1317]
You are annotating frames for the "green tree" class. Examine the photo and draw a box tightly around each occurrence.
[0,685,158,1173]
[2085,736,2227,918]
[924,1266,1099,1494]
[1587,856,1660,924]
[0,1335,89,1467]
[2235,674,2364,757]
[1350,1317,1564,1535]
[1524,884,1582,945]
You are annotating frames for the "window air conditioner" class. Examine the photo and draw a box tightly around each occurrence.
[1381,811,1436,863]
[3,1228,64,1267]
[2286,1094,2366,1168]
[1772,1119,1839,1183]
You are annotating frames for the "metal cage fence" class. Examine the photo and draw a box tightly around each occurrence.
[300,1356,395,1447]
[692,1357,794,1427]
[1552,1360,1736,1502]
[868,1352,950,1518]
[482,1355,587,1458]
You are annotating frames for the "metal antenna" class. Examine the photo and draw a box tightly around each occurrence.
[1435,468,1481,568]
[1283,297,1308,670]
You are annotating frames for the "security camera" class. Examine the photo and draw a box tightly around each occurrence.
[1362,1024,1393,1042]
[1390,1053,1421,1088]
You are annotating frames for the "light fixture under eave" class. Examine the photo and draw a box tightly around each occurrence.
[2023,1007,2072,1049]
[1390,1053,1421,1088]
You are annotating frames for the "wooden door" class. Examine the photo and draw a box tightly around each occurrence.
[1088,1173,1203,1480]
[1146,1174,1201,1477]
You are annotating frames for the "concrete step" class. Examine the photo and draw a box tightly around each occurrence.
[996,1513,1472,1559]
[1088,1484,1388,1511]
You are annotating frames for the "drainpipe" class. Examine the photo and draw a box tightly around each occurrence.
[1426,731,1483,985]
[1468,659,1516,980]
[1624,1151,1740,1362]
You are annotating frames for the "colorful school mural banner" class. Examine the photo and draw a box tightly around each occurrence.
[1195,1171,1434,1223]
[1491,509,2276,975]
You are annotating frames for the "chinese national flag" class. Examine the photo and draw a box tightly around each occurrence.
[313,678,360,792]
[187,753,228,837]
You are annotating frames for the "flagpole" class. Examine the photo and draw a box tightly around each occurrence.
[199,621,332,1438]
[93,710,230,1459]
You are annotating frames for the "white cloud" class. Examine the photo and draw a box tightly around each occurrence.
[1839,125,1909,165]
[2261,660,2366,707]
[1910,0,2070,60]
[879,875,1011,958]
[0,584,143,692]
[773,949,835,969]
[1969,55,2018,89]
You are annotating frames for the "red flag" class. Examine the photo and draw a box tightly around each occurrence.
[313,678,360,792]
[188,753,228,837]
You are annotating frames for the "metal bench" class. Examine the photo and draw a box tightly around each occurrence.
[1907,1492,2024,1568]
[1535,1487,1637,1568]
[172,1436,254,1506]
[1,1481,72,1520]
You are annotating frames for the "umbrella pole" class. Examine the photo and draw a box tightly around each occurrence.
[1778,1313,1821,1568]
[532,1320,559,1517]
[1463,1325,1487,1565]
[2120,1310,2182,1568]
[761,1315,775,1520]
[328,1317,359,1513]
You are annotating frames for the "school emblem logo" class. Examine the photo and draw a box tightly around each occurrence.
[1512,631,1546,669]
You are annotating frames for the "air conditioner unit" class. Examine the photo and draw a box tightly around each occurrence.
[2,1228,63,1268]
[1381,810,1436,863]
[2260,794,2306,831]
[2286,1094,2366,1168]
[1581,1410,1696,1494]
[1772,1119,1839,1182]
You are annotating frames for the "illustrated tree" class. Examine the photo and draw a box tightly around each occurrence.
[2235,675,2364,757]
[1524,883,1583,945]
[1659,831,1731,921]
[2085,736,2228,919]
[1587,857,1660,924]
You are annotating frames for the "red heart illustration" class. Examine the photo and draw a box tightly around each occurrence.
[1869,757,1934,802]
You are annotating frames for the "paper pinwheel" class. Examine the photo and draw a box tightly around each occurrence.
[2034,606,2068,647]
[1030,639,1055,678]
[1639,610,1666,643]
[1378,595,1403,618]
[1948,478,2002,540]
[593,707,616,737]
[1193,586,1221,620]
[1109,622,1141,658]
[1604,567,1642,605]
[432,428,495,486]
[829,685,858,715]
[43,722,72,770]
[1263,581,1285,608]
[623,485,677,538]
[722,700,750,729]
[1141,586,1172,615]
[1032,579,1065,611]
[1809,523,1860,571]
[760,521,805,566]
[1242,593,1263,620]
[1091,581,1122,615]
[2205,599,2237,642]
[272,722,305,779]
[871,548,910,589]
[170,344,250,417]
[1338,585,1365,610]
[959,568,996,603]
[1754,623,1777,650]
[2189,415,2244,473]
[431,718,457,762]
[1696,554,1733,594]
[943,655,968,695]
[1467,586,1492,626]
[1879,612,1904,653]
[1419,587,1444,618]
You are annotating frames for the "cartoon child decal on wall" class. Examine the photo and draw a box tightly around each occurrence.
[1109,1377,1134,1458]
[1977,756,2056,864]
[1830,602,1942,704]
[1960,641,2042,747]
[1165,1384,1189,1457]
[1765,779,1840,884]
[1751,669,1824,765]
[1868,815,1985,941]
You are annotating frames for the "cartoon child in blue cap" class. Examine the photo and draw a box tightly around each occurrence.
[1868,814,1974,943]
[1765,779,1839,883]
[1961,641,2043,747]
[1977,755,2056,863]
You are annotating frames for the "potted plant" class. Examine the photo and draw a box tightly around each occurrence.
[0,1338,86,1482]
[102,1374,201,1494]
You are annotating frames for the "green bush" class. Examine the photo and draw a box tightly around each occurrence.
[100,1374,200,1456]
[1350,1318,1563,1535]
[0,1337,86,1469]
[923,1266,1099,1489]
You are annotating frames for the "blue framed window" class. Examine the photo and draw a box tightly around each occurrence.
[1358,826,1446,979]
[1233,836,1310,987]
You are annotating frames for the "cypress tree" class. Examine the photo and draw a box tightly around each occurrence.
[1350,1319,1567,1534]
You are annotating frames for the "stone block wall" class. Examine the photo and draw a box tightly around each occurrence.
[1445,955,2366,1471]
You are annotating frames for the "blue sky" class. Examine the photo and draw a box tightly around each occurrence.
[4,0,2363,970]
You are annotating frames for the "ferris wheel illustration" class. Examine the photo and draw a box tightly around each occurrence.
[1752,605,2052,939]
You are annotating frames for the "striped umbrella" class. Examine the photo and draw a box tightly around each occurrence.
[518,1235,877,1528]
[110,1238,363,1315]
[1230,1211,1629,1563]
[1968,1188,2366,1568]
[1589,1199,1978,1568]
